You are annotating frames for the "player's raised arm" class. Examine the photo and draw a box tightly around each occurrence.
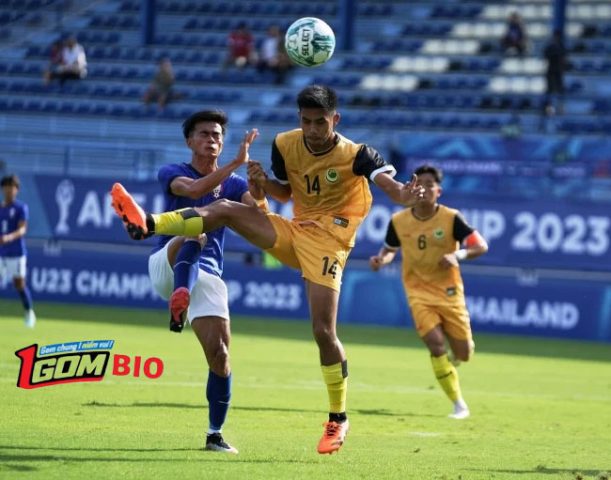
[247,141,292,203]
[170,129,259,200]
[239,161,271,212]
[374,172,425,207]
[352,144,424,207]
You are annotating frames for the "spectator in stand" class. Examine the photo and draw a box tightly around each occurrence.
[44,34,87,86]
[543,30,567,114]
[143,57,176,111]
[257,25,292,84]
[501,12,527,56]
[224,22,256,69]
[42,37,64,84]
[47,37,64,71]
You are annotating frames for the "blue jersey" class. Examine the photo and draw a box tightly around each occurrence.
[0,200,28,257]
[152,162,248,277]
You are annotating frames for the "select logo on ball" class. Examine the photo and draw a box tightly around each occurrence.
[285,17,335,68]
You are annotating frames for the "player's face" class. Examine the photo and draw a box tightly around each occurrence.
[299,108,339,151]
[187,121,224,159]
[416,173,441,205]
[1,185,17,203]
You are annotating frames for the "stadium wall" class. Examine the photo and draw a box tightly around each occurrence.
[14,174,611,269]
[0,243,609,343]
[2,173,609,342]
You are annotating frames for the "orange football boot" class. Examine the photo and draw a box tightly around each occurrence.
[169,287,190,333]
[317,420,349,454]
[111,182,151,240]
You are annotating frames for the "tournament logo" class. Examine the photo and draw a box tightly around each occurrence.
[433,228,444,239]
[325,168,339,183]
[54,179,75,235]
[15,340,164,389]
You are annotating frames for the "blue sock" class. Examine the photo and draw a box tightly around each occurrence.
[173,240,201,292]
[206,370,231,432]
[18,287,33,311]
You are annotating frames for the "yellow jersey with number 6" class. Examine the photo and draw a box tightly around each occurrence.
[390,205,466,306]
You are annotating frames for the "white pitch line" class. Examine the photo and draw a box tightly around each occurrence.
[2,376,610,403]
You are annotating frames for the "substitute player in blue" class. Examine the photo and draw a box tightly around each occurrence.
[129,110,263,454]
[0,174,36,328]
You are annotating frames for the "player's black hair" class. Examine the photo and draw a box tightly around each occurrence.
[0,174,19,188]
[297,85,338,112]
[182,110,228,139]
[414,165,443,184]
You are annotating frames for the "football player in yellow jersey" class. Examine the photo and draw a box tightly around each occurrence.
[370,165,488,419]
[110,85,425,454]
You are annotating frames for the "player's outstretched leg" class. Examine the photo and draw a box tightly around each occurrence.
[111,183,206,240]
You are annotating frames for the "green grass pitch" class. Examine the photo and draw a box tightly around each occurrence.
[1,299,610,480]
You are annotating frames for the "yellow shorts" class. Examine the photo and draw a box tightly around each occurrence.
[265,213,350,291]
[409,302,473,341]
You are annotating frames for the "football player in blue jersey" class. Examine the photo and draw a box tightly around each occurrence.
[0,174,36,328]
[134,110,263,454]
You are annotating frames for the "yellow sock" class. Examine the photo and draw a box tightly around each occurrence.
[321,361,348,414]
[431,354,462,403]
[151,208,204,237]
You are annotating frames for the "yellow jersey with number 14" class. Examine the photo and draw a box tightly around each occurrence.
[272,129,395,247]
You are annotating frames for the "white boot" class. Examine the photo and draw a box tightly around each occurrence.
[449,398,470,419]
[24,309,36,328]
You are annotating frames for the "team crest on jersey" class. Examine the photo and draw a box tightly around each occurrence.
[433,228,444,239]
[212,185,222,198]
[325,168,340,183]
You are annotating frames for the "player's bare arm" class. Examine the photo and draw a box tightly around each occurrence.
[247,161,292,203]
[240,190,263,207]
[439,231,489,269]
[171,129,259,199]
[374,173,424,207]
[369,246,397,272]
[0,220,27,245]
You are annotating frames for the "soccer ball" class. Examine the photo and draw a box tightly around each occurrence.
[284,17,336,67]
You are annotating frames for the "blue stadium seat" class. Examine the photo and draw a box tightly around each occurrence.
[24,99,43,112]
[92,104,109,115]
[184,18,197,30]
[75,103,91,115]
[58,103,75,114]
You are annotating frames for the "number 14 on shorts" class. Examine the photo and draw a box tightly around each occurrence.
[322,256,339,278]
